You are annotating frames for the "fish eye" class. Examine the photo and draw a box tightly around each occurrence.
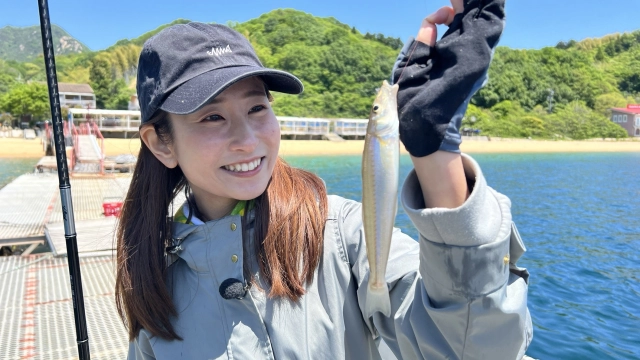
[373,105,379,112]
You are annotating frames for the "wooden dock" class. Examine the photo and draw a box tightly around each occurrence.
[0,172,189,359]
[36,155,136,174]
[0,255,129,359]
[0,173,186,256]
[0,174,58,254]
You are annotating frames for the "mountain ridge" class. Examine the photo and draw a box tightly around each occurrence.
[0,9,638,139]
[0,24,89,62]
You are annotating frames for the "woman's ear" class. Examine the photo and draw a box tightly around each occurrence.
[140,125,179,169]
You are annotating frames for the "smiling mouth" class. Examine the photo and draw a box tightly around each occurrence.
[223,157,263,172]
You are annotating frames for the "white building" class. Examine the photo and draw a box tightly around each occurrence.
[58,83,96,109]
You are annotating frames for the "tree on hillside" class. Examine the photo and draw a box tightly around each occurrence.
[0,72,18,94]
[482,100,529,137]
[620,73,640,94]
[89,46,140,109]
[594,93,630,117]
[549,101,628,139]
[0,60,22,94]
[0,82,49,124]
[89,54,112,109]
[235,9,397,118]
[363,32,403,50]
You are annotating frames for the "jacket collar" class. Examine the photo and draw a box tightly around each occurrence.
[166,207,256,269]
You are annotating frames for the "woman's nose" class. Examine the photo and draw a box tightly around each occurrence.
[229,117,259,152]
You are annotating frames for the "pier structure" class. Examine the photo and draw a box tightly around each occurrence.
[278,116,331,140]
[39,118,137,174]
[66,108,370,141]
[0,174,129,254]
[0,173,188,358]
[68,108,141,138]
[334,118,368,139]
[41,119,105,173]
[0,174,187,255]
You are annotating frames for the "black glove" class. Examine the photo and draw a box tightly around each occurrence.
[392,0,506,157]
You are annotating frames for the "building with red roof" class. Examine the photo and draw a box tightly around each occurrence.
[610,105,640,137]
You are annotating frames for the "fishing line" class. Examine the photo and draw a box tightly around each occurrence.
[396,41,420,84]
[396,0,429,83]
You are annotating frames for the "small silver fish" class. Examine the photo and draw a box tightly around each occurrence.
[362,80,400,317]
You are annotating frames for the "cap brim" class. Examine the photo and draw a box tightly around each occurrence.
[159,66,303,115]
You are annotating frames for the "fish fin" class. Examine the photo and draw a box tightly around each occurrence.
[365,283,391,318]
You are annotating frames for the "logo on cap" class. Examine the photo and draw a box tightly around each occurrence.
[207,45,232,57]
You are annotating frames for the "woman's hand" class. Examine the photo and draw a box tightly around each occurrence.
[395,0,506,208]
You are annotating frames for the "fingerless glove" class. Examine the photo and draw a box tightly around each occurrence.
[392,0,506,157]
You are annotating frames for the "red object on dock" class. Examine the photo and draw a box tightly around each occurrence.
[102,200,122,217]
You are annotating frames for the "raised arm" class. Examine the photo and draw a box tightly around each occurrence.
[392,0,505,208]
[352,0,533,358]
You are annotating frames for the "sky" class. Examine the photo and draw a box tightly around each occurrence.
[0,0,638,51]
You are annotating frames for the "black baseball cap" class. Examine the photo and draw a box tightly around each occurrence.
[136,22,304,124]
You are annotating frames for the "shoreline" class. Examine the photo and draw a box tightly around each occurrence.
[1,137,639,159]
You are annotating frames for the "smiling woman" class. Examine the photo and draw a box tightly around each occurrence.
[116,22,330,343]
[141,78,283,220]
[117,4,533,358]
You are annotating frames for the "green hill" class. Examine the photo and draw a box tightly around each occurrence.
[465,31,640,138]
[232,9,401,117]
[0,24,89,62]
[0,9,638,139]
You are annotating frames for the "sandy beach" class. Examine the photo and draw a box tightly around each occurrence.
[1,137,639,159]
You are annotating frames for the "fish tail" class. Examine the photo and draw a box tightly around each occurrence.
[365,282,391,318]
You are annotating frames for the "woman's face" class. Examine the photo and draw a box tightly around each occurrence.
[166,77,280,219]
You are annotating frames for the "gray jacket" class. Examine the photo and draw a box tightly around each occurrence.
[128,154,532,359]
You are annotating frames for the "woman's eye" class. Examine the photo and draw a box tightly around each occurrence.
[202,114,223,122]
[249,105,266,113]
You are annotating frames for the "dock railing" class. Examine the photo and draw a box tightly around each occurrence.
[68,108,142,134]
[69,120,78,171]
[278,116,331,136]
[334,119,369,137]
[42,121,78,170]
[86,121,105,174]
[67,109,377,140]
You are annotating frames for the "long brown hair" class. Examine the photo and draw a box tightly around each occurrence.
[115,111,328,341]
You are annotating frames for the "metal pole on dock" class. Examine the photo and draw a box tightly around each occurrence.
[37,1,91,359]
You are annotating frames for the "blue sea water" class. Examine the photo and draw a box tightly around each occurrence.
[1,153,639,359]
[285,153,640,360]
[0,158,38,188]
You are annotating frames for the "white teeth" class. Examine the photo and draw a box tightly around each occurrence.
[224,158,262,172]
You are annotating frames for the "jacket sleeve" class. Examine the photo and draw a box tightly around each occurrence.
[340,153,532,360]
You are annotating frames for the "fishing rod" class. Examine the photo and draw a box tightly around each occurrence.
[37,0,91,359]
